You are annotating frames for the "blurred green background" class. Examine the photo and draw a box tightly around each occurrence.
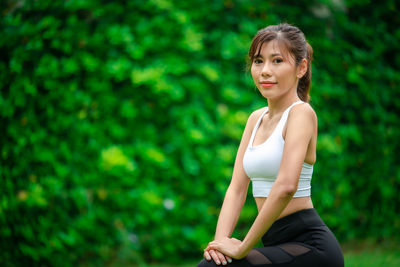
[1,0,399,266]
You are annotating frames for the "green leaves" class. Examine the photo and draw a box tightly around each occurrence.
[1,0,400,265]
[100,146,136,172]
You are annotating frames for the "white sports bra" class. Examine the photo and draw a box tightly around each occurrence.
[243,101,313,198]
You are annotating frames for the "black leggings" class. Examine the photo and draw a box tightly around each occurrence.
[198,208,344,267]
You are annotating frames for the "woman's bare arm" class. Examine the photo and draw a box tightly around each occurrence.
[214,109,263,238]
[204,109,263,263]
[238,104,317,256]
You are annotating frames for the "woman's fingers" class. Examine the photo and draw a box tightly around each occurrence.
[208,249,229,265]
[204,250,211,261]
[208,242,230,264]
[204,240,232,264]
[216,250,229,265]
[226,255,232,263]
[208,249,222,265]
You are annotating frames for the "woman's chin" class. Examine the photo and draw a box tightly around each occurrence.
[258,90,274,99]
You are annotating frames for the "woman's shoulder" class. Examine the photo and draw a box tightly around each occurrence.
[288,102,317,124]
[243,107,267,132]
[247,107,267,123]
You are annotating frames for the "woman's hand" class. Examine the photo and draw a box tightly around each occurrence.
[206,237,247,260]
[204,248,232,265]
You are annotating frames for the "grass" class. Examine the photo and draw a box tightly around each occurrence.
[345,250,400,267]
[342,240,400,267]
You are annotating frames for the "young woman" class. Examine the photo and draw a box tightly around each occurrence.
[197,24,344,267]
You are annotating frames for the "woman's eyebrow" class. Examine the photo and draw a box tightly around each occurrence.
[270,53,282,57]
[254,53,282,58]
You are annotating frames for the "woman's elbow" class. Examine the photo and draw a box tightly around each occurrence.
[225,185,247,201]
[275,181,297,197]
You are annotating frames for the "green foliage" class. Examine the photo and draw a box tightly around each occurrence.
[1,0,399,265]
[344,246,400,267]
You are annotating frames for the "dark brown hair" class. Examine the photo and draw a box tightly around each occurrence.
[248,23,313,102]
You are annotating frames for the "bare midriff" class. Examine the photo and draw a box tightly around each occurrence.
[255,196,314,219]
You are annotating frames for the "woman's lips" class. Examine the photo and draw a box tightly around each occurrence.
[260,81,277,87]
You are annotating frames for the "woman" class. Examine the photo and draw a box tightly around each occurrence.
[198,24,344,267]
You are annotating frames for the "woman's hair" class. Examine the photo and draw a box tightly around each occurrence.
[248,23,313,102]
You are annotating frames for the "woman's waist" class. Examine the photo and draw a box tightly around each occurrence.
[255,196,313,219]
[261,207,326,246]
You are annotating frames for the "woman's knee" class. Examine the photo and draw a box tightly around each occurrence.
[197,258,217,267]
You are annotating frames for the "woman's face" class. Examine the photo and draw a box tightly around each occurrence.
[251,40,301,100]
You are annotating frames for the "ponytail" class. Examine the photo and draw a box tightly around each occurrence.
[297,42,313,103]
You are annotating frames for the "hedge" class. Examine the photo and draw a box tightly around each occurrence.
[1,0,399,265]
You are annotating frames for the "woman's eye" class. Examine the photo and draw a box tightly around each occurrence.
[273,58,283,63]
[254,58,263,64]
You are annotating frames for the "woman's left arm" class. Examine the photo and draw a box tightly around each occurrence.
[208,104,317,259]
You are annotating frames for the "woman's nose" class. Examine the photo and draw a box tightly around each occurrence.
[261,64,272,77]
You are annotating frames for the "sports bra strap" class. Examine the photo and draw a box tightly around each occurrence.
[248,101,304,147]
[275,100,304,132]
[248,107,269,147]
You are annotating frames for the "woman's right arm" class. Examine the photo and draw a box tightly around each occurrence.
[204,109,262,264]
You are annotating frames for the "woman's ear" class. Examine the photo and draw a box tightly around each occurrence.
[297,58,308,78]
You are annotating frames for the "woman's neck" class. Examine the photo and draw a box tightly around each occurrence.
[266,94,301,117]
